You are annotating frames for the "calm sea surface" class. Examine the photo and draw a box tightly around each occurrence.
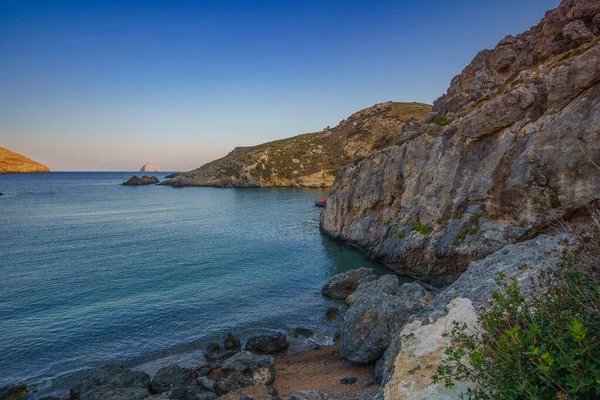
[0,172,395,390]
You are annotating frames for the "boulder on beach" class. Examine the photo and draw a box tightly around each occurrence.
[151,365,196,394]
[122,175,159,186]
[320,268,377,299]
[245,332,289,355]
[216,351,275,393]
[341,278,431,364]
[67,364,151,400]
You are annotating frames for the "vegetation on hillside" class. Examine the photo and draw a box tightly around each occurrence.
[433,210,600,399]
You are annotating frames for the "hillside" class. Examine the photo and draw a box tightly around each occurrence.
[161,102,431,188]
[0,147,50,174]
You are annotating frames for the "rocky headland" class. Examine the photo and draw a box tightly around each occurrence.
[161,102,432,188]
[0,147,50,174]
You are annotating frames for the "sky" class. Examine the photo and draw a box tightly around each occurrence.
[0,0,561,171]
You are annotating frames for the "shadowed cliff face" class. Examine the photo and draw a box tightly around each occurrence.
[161,102,431,188]
[0,147,50,174]
[321,0,600,287]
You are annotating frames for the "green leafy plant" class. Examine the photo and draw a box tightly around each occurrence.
[398,230,406,239]
[384,217,393,227]
[433,215,600,399]
[436,218,442,225]
[412,221,433,235]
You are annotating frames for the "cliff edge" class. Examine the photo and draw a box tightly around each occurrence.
[0,147,50,174]
[320,0,600,287]
[161,102,432,188]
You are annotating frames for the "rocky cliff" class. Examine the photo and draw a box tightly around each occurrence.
[0,147,50,174]
[161,102,431,188]
[320,0,600,287]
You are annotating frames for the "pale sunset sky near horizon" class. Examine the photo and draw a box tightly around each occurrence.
[1,0,561,171]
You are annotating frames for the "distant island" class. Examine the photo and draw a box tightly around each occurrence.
[0,147,50,174]
[140,163,160,172]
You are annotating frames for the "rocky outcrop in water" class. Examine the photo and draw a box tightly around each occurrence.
[320,0,600,287]
[161,102,432,188]
[320,267,377,299]
[123,175,160,186]
[0,147,50,174]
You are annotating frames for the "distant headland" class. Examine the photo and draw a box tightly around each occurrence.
[0,147,50,174]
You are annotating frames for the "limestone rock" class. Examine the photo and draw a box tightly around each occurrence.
[321,268,377,299]
[321,37,600,286]
[0,147,50,174]
[375,235,564,393]
[340,279,430,364]
[217,352,275,393]
[140,163,160,172]
[123,175,160,186]
[382,298,479,400]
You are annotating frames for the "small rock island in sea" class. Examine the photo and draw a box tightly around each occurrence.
[139,163,160,172]
[122,175,159,186]
[0,147,50,174]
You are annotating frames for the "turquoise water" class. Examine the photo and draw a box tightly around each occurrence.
[0,172,393,390]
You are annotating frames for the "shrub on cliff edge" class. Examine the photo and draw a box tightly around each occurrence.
[433,212,600,399]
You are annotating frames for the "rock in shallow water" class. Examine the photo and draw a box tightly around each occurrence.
[122,175,159,186]
[320,268,377,299]
[245,332,289,355]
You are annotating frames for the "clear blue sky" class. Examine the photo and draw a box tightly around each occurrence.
[0,0,560,171]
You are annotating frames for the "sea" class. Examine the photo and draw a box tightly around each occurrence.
[0,172,400,394]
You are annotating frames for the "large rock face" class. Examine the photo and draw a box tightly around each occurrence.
[375,234,564,396]
[161,102,432,188]
[340,277,431,364]
[0,147,50,173]
[320,0,600,287]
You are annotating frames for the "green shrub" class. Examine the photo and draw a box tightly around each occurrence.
[434,114,452,126]
[384,217,392,226]
[436,218,442,225]
[456,214,463,220]
[398,231,406,239]
[482,237,489,245]
[467,226,479,236]
[550,194,561,208]
[472,95,491,108]
[413,221,433,235]
[433,218,600,399]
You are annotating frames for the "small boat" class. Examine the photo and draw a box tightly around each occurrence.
[315,198,328,207]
